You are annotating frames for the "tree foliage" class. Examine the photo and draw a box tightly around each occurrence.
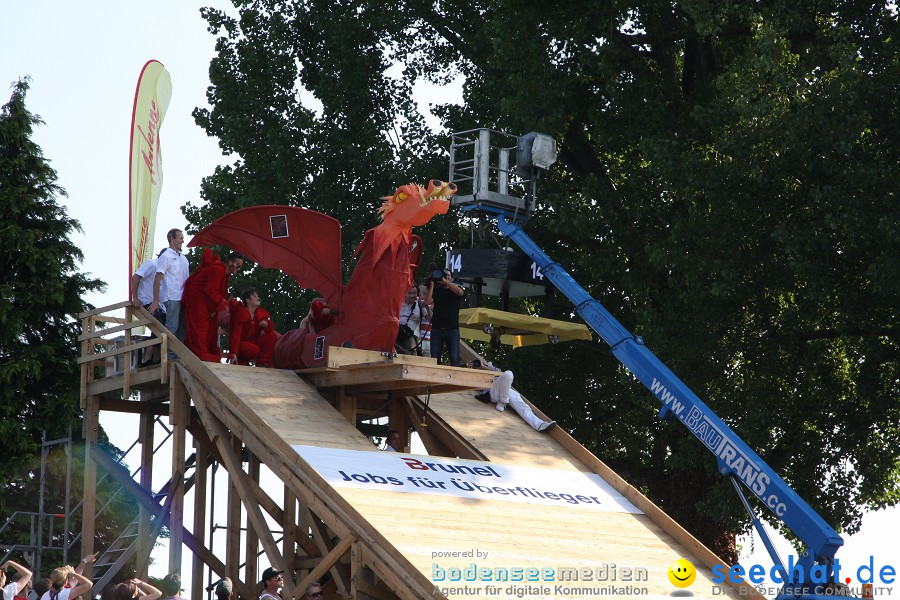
[192,0,900,562]
[0,79,134,567]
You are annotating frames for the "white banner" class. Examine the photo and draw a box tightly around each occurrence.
[293,445,642,513]
[129,59,172,275]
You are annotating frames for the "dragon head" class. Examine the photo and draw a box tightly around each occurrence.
[378,179,456,227]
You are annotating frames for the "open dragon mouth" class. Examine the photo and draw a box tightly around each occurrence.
[419,180,457,207]
[378,179,456,223]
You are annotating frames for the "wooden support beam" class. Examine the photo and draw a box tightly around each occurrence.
[245,454,260,588]
[187,421,285,525]
[296,503,321,560]
[304,346,437,369]
[402,398,455,457]
[88,369,166,396]
[123,305,133,398]
[76,317,151,341]
[88,411,254,600]
[137,409,154,579]
[192,442,209,600]
[98,396,169,415]
[336,386,356,425]
[78,300,132,318]
[388,393,409,452]
[80,317,91,409]
[76,337,160,364]
[350,541,362,600]
[302,362,496,395]
[168,369,189,573]
[355,579,399,600]
[296,534,355,598]
[301,508,352,599]
[80,396,99,575]
[226,435,241,587]
[360,555,419,600]
[184,371,294,600]
[283,487,297,575]
[404,396,487,461]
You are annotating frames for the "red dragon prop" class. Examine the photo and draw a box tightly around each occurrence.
[188,179,455,368]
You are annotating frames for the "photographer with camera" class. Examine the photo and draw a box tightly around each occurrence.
[397,286,431,355]
[423,265,464,366]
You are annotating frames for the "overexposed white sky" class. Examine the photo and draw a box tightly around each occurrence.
[1,2,895,597]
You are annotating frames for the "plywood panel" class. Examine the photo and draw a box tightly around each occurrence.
[207,364,375,452]
[426,389,590,472]
[333,486,741,600]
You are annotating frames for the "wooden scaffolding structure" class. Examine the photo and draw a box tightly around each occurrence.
[78,302,762,600]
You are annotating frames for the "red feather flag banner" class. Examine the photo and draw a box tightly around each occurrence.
[129,59,172,281]
[188,205,344,308]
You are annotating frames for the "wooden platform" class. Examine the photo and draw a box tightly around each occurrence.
[299,347,497,395]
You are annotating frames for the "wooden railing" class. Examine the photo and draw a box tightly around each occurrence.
[78,301,170,401]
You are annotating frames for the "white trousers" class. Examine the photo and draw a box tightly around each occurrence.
[490,370,545,431]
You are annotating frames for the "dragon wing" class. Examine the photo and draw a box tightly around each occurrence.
[188,205,343,307]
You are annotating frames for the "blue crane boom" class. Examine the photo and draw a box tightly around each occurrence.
[490,212,846,593]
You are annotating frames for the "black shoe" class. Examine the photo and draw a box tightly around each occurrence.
[475,391,492,403]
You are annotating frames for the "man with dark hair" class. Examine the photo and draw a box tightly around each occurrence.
[159,574,183,600]
[384,429,403,452]
[152,229,190,356]
[32,579,50,600]
[227,288,278,367]
[423,268,464,366]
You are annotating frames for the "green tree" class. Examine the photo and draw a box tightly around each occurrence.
[0,79,131,568]
[192,0,900,562]
[187,3,461,326]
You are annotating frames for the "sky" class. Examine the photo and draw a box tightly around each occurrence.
[1,2,896,598]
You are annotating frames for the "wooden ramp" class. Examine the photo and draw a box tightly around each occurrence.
[78,304,761,600]
[183,357,759,600]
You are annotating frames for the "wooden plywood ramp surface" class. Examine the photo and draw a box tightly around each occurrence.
[185,358,761,600]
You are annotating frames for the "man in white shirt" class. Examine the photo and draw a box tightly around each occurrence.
[131,250,168,366]
[383,429,403,452]
[1,560,32,600]
[151,228,190,355]
[471,361,556,432]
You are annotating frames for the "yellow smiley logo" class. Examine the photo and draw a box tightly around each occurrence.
[668,558,696,588]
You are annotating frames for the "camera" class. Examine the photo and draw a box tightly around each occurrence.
[431,269,446,282]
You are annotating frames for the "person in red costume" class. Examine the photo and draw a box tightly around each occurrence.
[298,298,336,334]
[183,250,243,361]
[226,288,279,367]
